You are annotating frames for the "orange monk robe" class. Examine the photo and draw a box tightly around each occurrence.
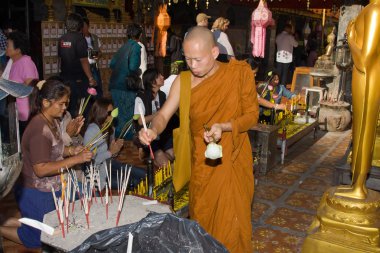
[189,60,259,253]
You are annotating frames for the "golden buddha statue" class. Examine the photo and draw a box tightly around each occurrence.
[335,0,380,200]
[314,27,336,69]
[320,27,336,61]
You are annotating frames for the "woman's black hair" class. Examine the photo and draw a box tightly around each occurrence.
[86,98,114,145]
[7,31,30,55]
[142,68,161,99]
[29,79,70,118]
[127,23,143,40]
[65,13,84,32]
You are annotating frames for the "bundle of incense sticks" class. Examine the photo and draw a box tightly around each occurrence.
[67,169,81,212]
[64,173,72,233]
[78,98,85,116]
[116,166,132,226]
[137,104,155,160]
[83,111,117,149]
[83,132,109,150]
[118,118,134,139]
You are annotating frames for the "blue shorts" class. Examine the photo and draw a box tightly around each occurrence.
[14,185,59,248]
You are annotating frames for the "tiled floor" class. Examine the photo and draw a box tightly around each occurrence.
[0,131,351,252]
[252,129,351,253]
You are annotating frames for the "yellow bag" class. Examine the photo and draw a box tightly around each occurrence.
[172,71,192,192]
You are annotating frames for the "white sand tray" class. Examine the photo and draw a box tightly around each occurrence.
[41,195,171,252]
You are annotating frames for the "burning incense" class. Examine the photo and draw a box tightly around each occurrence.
[58,198,65,238]
[106,161,113,203]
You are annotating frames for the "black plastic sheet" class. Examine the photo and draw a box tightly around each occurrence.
[70,213,228,253]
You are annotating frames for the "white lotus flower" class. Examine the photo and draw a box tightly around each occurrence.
[205,142,223,159]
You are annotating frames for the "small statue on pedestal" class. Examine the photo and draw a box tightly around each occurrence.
[314,27,336,70]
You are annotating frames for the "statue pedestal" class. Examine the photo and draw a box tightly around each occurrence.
[302,186,380,253]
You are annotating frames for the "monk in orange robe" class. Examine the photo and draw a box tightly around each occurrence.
[139,26,259,253]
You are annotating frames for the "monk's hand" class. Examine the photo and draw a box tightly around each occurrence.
[138,128,157,145]
[204,123,222,143]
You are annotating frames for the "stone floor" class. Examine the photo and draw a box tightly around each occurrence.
[0,130,351,252]
[252,129,351,253]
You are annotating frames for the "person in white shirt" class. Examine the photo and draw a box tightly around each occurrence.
[211,17,235,62]
[275,24,298,86]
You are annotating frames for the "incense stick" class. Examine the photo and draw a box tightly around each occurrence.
[138,104,155,159]
[105,187,109,220]
[58,198,65,238]
[116,167,132,226]
[118,118,133,139]
[78,98,85,116]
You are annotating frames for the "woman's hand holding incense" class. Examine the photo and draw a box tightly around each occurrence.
[74,149,93,163]
[72,145,84,155]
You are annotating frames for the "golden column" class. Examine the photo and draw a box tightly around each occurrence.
[302,1,380,252]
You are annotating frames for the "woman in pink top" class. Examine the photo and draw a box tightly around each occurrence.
[6,31,39,135]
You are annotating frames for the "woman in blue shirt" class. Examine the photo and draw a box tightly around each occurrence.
[257,71,295,123]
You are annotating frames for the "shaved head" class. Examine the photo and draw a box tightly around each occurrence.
[184,26,216,49]
[182,26,220,78]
